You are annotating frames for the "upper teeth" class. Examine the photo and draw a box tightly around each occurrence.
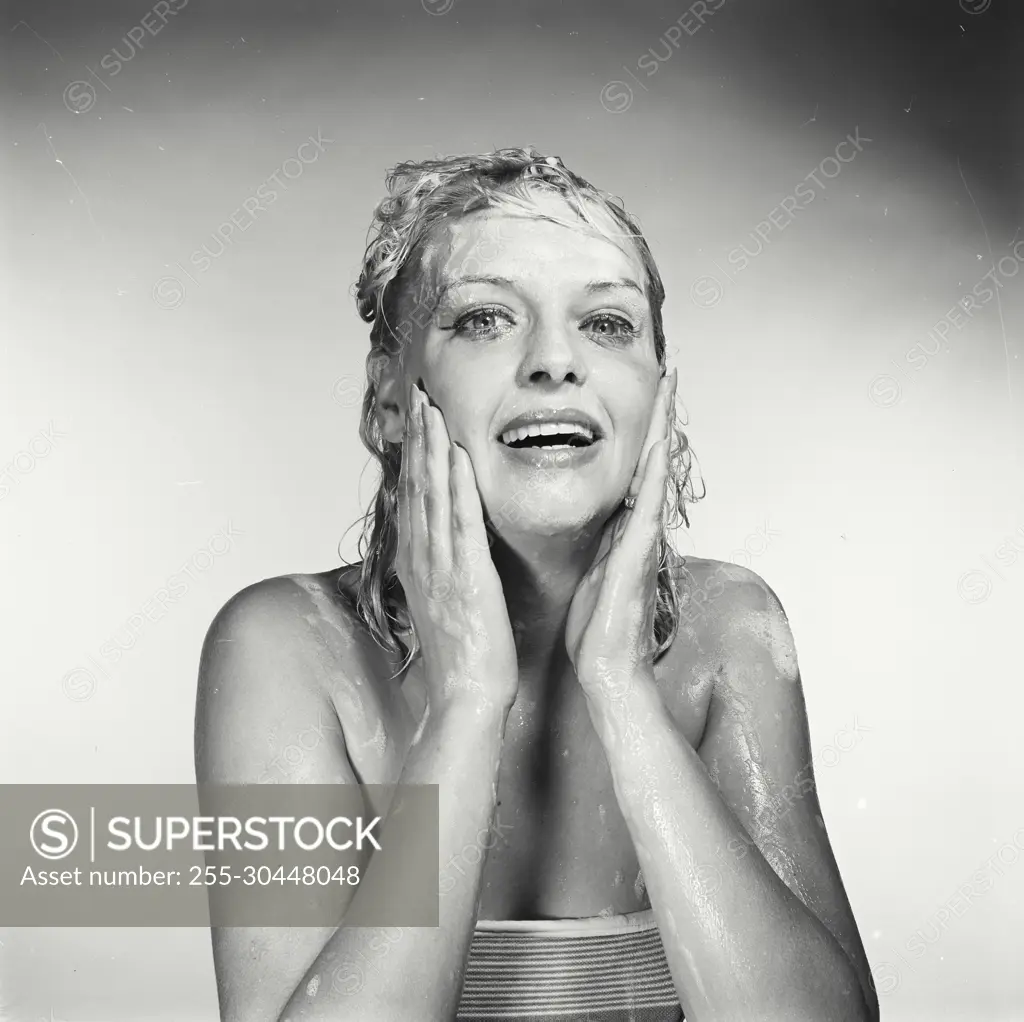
[500,422,595,445]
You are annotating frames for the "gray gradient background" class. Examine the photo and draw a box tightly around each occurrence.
[2,0,1022,1019]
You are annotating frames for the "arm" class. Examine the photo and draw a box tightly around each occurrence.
[195,576,513,1022]
[582,569,878,1022]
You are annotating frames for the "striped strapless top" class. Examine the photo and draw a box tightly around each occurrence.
[456,908,683,1020]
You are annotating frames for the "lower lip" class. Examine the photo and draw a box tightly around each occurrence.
[497,439,603,467]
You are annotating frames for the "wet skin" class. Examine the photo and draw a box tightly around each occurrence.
[195,551,877,1018]
[194,195,876,1019]
[205,554,809,922]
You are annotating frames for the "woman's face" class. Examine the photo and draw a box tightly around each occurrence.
[393,191,663,540]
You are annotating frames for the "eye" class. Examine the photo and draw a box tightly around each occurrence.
[450,306,514,338]
[582,313,637,342]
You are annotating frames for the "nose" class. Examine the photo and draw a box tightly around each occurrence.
[516,320,586,387]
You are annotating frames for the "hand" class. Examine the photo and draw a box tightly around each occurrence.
[395,380,519,716]
[564,368,677,693]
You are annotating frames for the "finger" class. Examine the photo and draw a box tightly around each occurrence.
[450,443,490,566]
[422,398,454,568]
[407,384,429,573]
[396,382,414,572]
[587,515,620,579]
[623,437,670,555]
[627,369,676,503]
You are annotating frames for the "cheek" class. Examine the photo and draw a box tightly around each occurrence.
[621,406,653,457]
[430,389,486,452]
[429,354,508,440]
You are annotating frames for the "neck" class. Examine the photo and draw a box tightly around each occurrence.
[489,523,603,676]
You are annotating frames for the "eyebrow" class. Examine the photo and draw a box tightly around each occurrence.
[432,275,645,307]
[584,278,645,298]
[432,276,515,307]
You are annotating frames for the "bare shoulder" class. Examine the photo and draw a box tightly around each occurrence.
[199,568,367,687]
[654,551,800,742]
[194,565,390,784]
[677,555,877,1017]
[194,568,384,1021]
[671,552,778,611]
[669,552,796,672]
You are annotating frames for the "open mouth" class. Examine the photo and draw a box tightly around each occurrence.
[498,423,597,450]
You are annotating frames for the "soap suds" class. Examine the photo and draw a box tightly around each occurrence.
[765,593,799,681]
[410,702,431,746]
[734,728,777,835]
[294,574,355,652]
[359,717,388,757]
[726,597,799,683]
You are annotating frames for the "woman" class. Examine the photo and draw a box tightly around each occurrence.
[194,148,879,1021]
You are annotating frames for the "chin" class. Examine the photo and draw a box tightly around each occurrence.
[485,491,611,541]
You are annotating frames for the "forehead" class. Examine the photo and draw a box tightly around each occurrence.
[415,192,647,295]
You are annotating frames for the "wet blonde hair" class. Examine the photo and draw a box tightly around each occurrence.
[343,146,703,674]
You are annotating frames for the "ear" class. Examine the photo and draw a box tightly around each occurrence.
[373,353,408,444]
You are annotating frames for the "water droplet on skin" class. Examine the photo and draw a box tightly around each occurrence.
[634,869,646,899]
[359,717,388,757]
